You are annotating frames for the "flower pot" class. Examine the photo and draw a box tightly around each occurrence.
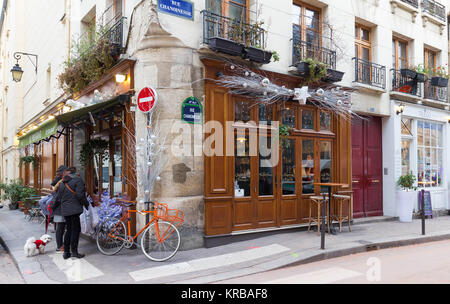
[400,68,417,79]
[431,76,448,88]
[244,47,272,64]
[415,73,426,83]
[322,68,345,83]
[8,202,18,210]
[297,62,311,77]
[18,201,24,210]
[209,37,244,57]
[396,190,416,222]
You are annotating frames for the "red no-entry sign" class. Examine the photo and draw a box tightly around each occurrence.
[137,87,158,113]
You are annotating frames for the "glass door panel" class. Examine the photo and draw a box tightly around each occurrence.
[319,141,332,193]
[302,140,315,194]
[282,139,296,195]
[113,137,122,197]
[235,134,251,197]
[259,136,274,196]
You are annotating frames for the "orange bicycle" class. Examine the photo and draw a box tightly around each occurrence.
[96,200,183,262]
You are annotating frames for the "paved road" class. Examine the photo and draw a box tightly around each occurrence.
[0,243,25,284]
[217,240,450,284]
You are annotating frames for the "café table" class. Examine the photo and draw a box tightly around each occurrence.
[313,182,349,236]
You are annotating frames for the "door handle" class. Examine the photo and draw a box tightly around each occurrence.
[352,180,359,183]
[371,179,380,183]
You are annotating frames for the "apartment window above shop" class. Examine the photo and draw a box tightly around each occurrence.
[206,0,248,20]
[292,2,320,47]
[392,37,408,70]
[353,23,386,89]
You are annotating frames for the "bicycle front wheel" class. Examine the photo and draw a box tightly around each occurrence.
[141,220,180,262]
[96,218,127,256]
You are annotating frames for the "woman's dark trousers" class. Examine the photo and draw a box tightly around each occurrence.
[55,222,66,249]
[64,215,81,254]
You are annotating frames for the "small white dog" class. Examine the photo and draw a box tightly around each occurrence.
[24,234,53,257]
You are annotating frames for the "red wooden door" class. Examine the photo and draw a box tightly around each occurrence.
[351,116,383,218]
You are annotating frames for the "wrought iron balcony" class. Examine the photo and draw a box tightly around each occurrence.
[391,69,422,97]
[353,58,386,89]
[424,79,448,103]
[422,0,446,22]
[401,0,418,8]
[292,37,336,69]
[104,16,127,53]
[201,10,265,49]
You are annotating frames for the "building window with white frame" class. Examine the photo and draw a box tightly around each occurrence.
[401,117,413,176]
[417,120,443,188]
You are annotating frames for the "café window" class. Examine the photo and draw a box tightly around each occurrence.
[401,118,413,176]
[417,120,443,188]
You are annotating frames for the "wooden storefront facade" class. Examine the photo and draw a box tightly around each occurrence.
[203,59,352,236]
[18,59,136,206]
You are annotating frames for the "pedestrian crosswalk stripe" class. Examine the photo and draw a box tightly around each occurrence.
[265,267,363,284]
[129,244,290,282]
[49,254,104,282]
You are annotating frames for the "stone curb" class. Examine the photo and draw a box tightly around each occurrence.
[277,232,450,270]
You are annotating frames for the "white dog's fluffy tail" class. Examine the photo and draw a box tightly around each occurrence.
[25,237,36,244]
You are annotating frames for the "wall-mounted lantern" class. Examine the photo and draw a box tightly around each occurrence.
[11,52,38,82]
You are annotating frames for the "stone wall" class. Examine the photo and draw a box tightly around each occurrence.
[128,2,205,250]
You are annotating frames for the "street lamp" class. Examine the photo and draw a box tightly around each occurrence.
[10,52,38,82]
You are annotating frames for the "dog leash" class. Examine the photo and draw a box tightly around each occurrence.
[46,204,53,234]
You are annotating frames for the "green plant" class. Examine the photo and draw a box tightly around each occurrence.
[279,123,293,149]
[302,57,327,83]
[0,180,36,203]
[58,24,118,95]
[18,156,38,168]
[397,173,417,191]
[271,50,280,62]
[432,64,449,79]
[79,139,109,167]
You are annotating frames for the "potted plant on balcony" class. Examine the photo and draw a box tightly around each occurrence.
[400,66,418,79]
[322,68,345,83]
[396,173,417,223]
[431,64,449,87]
[297,58,327,82]
[414,64,428,83]
[209,18,245,56]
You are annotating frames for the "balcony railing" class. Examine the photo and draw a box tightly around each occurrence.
[353,58,386,89]
[201,10,265,49]
[422,0,446,22]
[424,79,448,103]
[292,37,336,69]
[104,16,127,52]
[391,69,422,97]
[401,0,418,8]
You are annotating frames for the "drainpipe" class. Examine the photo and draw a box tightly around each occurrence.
[0,0,8,37]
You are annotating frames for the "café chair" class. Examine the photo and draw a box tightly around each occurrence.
[308,195,330,234]
[332,191,353,232]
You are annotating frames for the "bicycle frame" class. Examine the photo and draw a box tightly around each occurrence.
[107,209,175,243]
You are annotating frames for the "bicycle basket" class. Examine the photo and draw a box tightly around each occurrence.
[162,208,184,228]
[154,202,168,218]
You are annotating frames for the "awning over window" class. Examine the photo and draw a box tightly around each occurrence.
[55,94,130,127]
[18,119,59,148]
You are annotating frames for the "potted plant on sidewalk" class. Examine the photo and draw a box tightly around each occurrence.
[396,173,417,222]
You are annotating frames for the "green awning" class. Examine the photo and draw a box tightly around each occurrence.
[56,94,129,126]
[18,119,59,148]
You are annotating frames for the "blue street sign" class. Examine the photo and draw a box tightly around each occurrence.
[158,0,194,20]
[181,97,203,124]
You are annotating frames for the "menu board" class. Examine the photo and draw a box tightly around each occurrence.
[418,190,433,218]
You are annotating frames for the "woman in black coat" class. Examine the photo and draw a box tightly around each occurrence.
[53,167,89,259]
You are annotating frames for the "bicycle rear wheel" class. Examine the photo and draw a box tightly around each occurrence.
[96,218,127,256]
[141,220,180,262]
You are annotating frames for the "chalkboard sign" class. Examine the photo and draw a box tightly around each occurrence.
[418,190,433,218]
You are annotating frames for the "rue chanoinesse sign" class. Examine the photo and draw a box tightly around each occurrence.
[158,0,194,20]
